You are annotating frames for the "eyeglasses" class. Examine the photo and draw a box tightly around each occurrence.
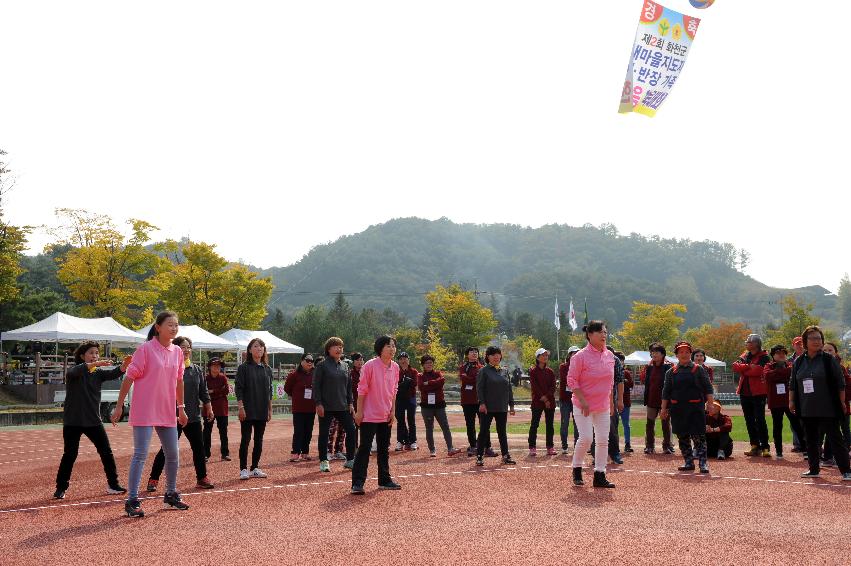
[304,359,314,364]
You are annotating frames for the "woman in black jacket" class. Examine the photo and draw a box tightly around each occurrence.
[54,341,130,499]
[476,346,516,467]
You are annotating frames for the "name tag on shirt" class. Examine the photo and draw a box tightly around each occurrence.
[465,385,473,390]
[775,383,786,395]
[304,388,313,400]
[428,393,436,405]
[565,386,570,392]
[802,379,814,394]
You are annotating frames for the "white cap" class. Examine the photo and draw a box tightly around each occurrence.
[567,345,580,353]
[535,348,549,357]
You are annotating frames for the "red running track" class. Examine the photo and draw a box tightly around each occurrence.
[1,414,849,565]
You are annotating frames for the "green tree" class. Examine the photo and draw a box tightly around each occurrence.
[394,327,425,368]
[50,209,163,326]
[0,149,30,305]
[425,283,497,358]
[0,286,78,331]
[620,301,687,352]
[424,326,454,371]
[155,240,273,333]
[838,274,851,327]
[286,304,330,354]
[765,295,833,348]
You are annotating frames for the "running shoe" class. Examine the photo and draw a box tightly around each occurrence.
[146,479,158,492]
[250,468,267,478]
[163,492,189,510]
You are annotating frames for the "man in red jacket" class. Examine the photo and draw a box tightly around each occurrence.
[733,334,771,457]
[528,348,557,456]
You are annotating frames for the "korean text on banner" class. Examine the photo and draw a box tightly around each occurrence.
[619,1,700,117]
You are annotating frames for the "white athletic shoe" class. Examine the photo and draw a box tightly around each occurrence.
[395,441,404,451]
[410,442,419,450]
[250,468,268,478]
[239,469,250,480]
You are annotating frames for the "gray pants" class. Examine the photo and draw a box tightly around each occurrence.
[421,406,454,452]
[646,406,673,451]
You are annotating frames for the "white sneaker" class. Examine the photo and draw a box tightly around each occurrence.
[250,468,267,478]
[561,448,569,455]
[395,442,404,451]
[410,442,419,450]
[334,451,346,461]
[371,440,377,453]
[430,449,437,457]
[239,469,249,480]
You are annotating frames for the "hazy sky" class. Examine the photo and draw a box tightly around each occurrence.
[3,1,848,291]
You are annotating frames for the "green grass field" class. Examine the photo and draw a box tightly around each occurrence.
[453,415,792,444]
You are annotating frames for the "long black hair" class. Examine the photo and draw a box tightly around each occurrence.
[147,311,178,341]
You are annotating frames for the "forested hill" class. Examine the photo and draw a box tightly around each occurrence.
[259,218,837,329]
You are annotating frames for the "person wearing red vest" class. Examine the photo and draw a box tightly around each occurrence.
[764,345,806,459]
[732,333,771,457]
[459,347,494,457]
[660,342,715,474]
[528,348,557,456]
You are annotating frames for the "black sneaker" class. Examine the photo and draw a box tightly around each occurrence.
[678,464,696,472]
[476,456,484,466]
[644,447,655,454]
[664,446,676,455]
[125,498,144,518]
[611,454,624,465]
[107,484,127,495]
[822,458,836,468]
[378,481,402,490]
[572,467,584,486]
[163,492,189,510]
[699,466,710,474]
[350,484,365,495]
[484,448,498,457]
[53,489,66,500]
[624,444,634,453]
[466,446,476,457]
[502,456,516,465]
[221,455,232,461]
[592,471,615,488]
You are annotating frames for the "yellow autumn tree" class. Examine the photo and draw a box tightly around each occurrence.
[620,301,687,352]
[425,283,497,359]
[424,325,454,371]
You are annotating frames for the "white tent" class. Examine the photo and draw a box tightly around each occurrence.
[1,312,145,345]
[136,324,240,351]
[218,329,303,354]
[624,350,726,368]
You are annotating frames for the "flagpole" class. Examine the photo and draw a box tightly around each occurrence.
[555,294,560,363]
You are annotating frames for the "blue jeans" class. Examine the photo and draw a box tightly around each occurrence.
[620,405,632,445]
[128,426,178,499]
[559,400,573,449]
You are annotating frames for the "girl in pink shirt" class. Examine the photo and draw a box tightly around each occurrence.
[112,311,188,517]
[567,321,616,489]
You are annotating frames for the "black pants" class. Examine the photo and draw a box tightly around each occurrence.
[318,411,356,462]
[770,407,806,455]
[352,421,392,487]
[740,395,769,449]
[803,416,851,474]
[239,420,267,471]
[291,412,316,454]
[394,399,417,445]
[203,415,229,458]
[528,407,555,448]
[56,425,119,491]
[151,421,207,481]
[706,432,733,458]
[462,403,490,448]
[821,414,851,460]
[477,412,508,457]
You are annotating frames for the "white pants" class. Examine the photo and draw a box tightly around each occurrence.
[572,410,610,473]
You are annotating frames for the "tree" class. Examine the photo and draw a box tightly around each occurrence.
[683,321,752,363]
[838,274,851,327]
[620,301,687,352]
[394,327,425,367]
[50,209,163,326]
[516,335,543,370]
[425,283,497,358]
[765,295,833,349]
[0,149,30,305]
[0,286,78,332]
[327,291,355,339]
[287,305,330,354]
[424,326,454,371]
[155,240,274,333]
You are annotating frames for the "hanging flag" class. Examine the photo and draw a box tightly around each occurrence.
[554,298,561,331]
[568,301,578,331]
[618,1,701,117]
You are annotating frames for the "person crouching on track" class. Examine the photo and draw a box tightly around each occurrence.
[661,341,715,474]
[705,401,733,460]
[418,355,462,457]
[475,346,516,467]
[54,341,130,500]
[567,321,616,488]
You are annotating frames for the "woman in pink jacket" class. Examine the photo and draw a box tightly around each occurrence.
[567,320,616,488]
[111,311,188,517]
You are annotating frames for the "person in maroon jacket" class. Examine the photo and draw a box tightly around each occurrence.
[732,334,771,457]
[764,345,805,459]
[459,347,494,457]
[619,353,634,452]
[349,353,363,411]
[418,355,462,457]
[692,349,714,383]
[705,401,733,459]
[528,348,556,456]
[558,347,579,455]
[203,358,231,461]
[395,353,419,450]
[641,342,674,454]
[284,354,316,462]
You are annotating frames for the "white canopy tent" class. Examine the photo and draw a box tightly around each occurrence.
[218,329,304,354]
[1,312,145,346]
[136,324,240,351]
[624,350,726,368]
